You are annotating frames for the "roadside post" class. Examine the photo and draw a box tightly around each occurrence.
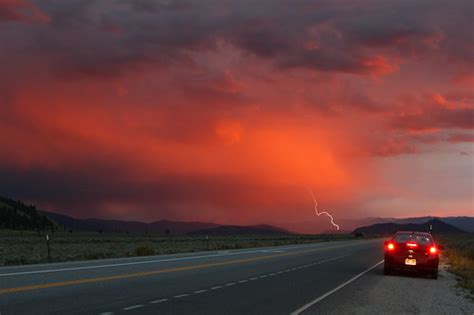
[46,234,51,263]
[206,235,209,251]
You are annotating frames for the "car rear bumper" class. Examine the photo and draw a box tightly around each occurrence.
[385,254,439,271]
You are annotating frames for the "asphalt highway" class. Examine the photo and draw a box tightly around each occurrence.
[1,238,458,315]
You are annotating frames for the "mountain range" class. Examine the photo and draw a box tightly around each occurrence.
[341,216,474,233]
[41,211,292,235]
[39,211,474,235]
[43,210,221,235]
[352,219,466,235]
[1,195,472,235]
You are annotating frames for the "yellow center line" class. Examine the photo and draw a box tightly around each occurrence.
[0,244,351,295]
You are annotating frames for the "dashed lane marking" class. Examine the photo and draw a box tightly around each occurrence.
[111,254,351,315]
[123,305,143,311]
[194,289,207,294]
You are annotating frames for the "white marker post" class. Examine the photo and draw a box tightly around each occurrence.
[46,234,51,263]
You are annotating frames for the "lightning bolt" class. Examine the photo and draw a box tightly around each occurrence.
[309,189,340,231]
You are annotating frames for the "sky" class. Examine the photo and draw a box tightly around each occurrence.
[0,0,472,232]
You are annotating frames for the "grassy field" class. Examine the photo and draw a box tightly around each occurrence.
[437,234,474,298]
[0,230,355,266]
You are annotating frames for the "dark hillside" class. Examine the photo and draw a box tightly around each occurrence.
[0,196,54,231]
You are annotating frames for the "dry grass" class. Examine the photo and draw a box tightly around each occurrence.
[0,230,354,266]
[437,234,474,298]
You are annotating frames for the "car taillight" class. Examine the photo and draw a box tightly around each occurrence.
[429,246,437,254]
[407,242,418,247]
[387,243,395,251]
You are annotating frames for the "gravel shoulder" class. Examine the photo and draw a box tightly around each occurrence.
[303,263,474,315]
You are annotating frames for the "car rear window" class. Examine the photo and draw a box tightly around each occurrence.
[394,234,411,243]
[394,234,432,245]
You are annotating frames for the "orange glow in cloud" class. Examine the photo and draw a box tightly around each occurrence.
[215,120,243,145]
[362,56,398,77]
[0,0,472,231]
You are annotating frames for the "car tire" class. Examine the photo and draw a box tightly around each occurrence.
[431,269,438,279]
[383,263,391,275]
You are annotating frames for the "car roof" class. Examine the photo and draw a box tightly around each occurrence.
[394,231,432,236]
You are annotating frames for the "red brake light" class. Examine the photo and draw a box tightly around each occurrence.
[429,246,437,254]
[407,243,418,247]
[387,243,395,251]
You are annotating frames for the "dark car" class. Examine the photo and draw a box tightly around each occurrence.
[384,231,443,279]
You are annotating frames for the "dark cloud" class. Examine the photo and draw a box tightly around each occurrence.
[2,0,470,82]
[0,0,49,23]
[392,107,474,131]
[0,1,24,21]
[368,136,419,157]
[447,133,474,143]
[0,164,300,222]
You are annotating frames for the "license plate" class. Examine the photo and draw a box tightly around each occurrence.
[405,258,416,266]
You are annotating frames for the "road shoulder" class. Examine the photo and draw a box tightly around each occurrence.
[302,263,474,315]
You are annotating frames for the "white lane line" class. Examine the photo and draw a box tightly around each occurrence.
[313,254,349,266]
[194,289,207,294]
[123,305,144,311]
[211,285,223,290]
[250,277,258,280]
[99,312,114,315]
[174,294,189,298]
[259,275,268,278]
[0,250,264,277]
[269,273,276,276]
[0,241,373,277]
[225,282,236,286]
[150,298,168,304]
[290,260,384,315]
[238,279,248,283]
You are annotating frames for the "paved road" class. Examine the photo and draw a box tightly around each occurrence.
[1,239,471,315]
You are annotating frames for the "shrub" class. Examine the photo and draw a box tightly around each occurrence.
[134,245,155,256]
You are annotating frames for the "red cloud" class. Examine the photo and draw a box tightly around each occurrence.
[390,93,474,131]
[361,55,398,77]
[0,0,49,23]
[0,0,472,229]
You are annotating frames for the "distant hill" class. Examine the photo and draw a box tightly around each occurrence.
[321,229,352,235]
[342,216,474,233]
[0,196,55,231]
[439,217,474,233]
[44,210,293,235]
[352,219,466,235]
[42,211,220,235]
[188,224,293,236]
